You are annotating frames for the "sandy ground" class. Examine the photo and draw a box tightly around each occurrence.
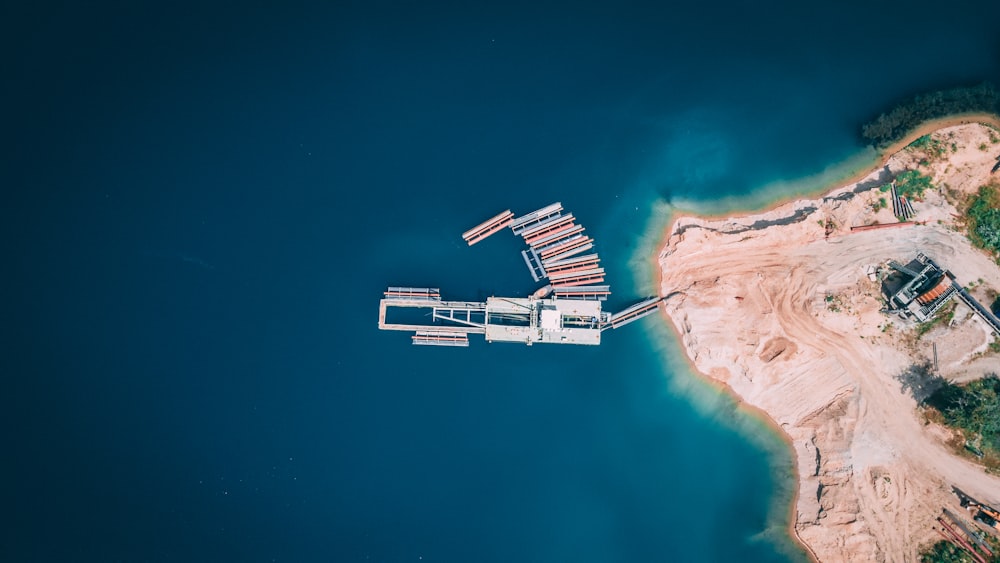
[657,122,1000,562]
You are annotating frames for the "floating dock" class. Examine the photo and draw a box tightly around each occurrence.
[553,285,611,301]
[522,214,576,244]
[510,203,563,235]
[528,225,585,250]
[541,238,593,262]
[413,331,470,347]
[544,254,600,274]
[549,267,606,287]
[384,287,441,300]
[378,202,664,347]
[462,210,514,246]
[462,201,608,297]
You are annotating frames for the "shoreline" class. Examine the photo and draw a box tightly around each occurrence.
[646,220,818,563]
[664,307,821,561]
[642,202,817,562]
[663,112,1000,224]
[646,112,1000,562]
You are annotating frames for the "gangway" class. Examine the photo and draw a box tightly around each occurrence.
[521,248,547,282]
[604,297,663,330]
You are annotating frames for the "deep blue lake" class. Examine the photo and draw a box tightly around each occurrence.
[5,1,1000,561]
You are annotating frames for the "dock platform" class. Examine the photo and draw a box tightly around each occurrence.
[378,288,607,346]
[380,289,665,345]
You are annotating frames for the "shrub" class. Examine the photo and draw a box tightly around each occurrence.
[920,539,978,562]
[925,375,1000,459]
[896,169,934,200]
[965,183,1000,253]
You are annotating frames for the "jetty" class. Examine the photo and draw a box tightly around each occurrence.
[378,202,664,346]
[379,289,661,347]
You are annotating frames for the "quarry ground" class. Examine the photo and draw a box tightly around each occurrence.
[658,121,1000,562]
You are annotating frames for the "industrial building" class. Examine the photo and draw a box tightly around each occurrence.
[882,253,1000,335]
[882,253,958,322]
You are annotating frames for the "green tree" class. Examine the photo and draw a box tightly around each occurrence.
[965,184,1000,253]
[862,83,1000,148]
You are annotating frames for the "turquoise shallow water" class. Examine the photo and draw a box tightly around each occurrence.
[4,1,1000,561]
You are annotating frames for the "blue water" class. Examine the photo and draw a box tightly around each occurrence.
[4,2,1000,561]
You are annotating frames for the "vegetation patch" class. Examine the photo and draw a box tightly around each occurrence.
[869,196,888,213]
[825,293,846,313]
[920,537,1000,563]
[924,375,1000,471]
[895,169,935,201]
[963,183,1000,255]
[862,82,1000,149]
[910,134,950,163]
